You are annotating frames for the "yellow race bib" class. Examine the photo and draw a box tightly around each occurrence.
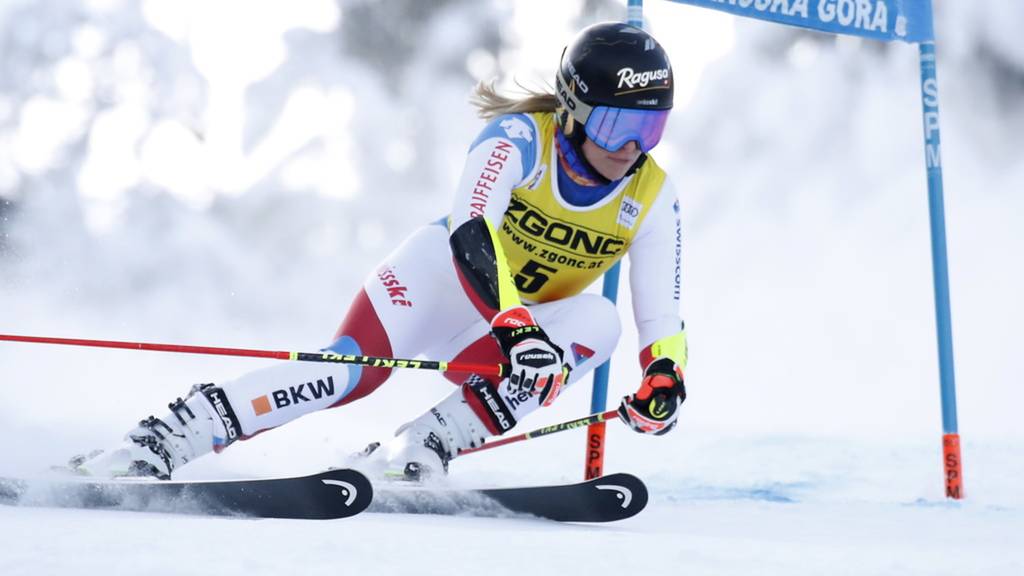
[499,113,666,302]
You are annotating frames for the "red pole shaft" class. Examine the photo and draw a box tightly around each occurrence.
[943,433,964,499]
[0,333,292,359]
[0,333,503,377]
[584,422,607,480]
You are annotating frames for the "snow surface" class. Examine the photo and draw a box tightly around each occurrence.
[1,1,1023,575]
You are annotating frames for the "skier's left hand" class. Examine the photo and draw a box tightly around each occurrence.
[618,358,686,435]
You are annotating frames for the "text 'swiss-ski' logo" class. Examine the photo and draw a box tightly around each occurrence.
[377,266,413,307]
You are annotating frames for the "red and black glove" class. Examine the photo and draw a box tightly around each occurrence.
[618,358,686,435]
[490,306,570,407]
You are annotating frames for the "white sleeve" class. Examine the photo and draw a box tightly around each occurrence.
[627,176,684,350]
[449,115,540,231]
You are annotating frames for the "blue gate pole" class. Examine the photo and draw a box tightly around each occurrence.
[627,0,644,25]
[583,0,645,481]
[590,264,622,418]
[918,40,963,499]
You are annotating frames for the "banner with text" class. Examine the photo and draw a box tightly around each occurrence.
[665,0,934,43]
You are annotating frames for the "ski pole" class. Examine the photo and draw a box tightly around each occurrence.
[0,333,508,378]
[458,409,620,457]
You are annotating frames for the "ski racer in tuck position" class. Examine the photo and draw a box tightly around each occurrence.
[76,22,689,481]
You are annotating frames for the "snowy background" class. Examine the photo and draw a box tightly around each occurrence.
[1,0,1022,574]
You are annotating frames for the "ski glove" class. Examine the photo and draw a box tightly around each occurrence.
[490,306,570,407]
[619,357,686,435]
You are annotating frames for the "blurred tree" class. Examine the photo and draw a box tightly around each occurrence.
[339,0,501,96]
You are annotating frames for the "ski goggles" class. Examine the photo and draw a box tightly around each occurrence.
[556,72,671,153]
[583,106,670,153]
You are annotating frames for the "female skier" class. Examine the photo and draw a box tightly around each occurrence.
[77,21,688,480]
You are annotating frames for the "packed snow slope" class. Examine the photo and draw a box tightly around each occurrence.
[1,1,1022,575]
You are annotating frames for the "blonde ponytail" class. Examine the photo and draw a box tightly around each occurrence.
[470,80,559,121]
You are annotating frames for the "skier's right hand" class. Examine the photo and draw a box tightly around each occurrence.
[490,306,570,407]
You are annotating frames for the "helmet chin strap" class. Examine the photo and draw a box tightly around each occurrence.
[555,121,608,186]
[627,152,648,176]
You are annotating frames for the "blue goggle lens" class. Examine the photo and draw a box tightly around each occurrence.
[584,106,670,153]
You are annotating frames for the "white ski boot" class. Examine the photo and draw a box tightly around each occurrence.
[382,376,494,481]
[74,384,241,480]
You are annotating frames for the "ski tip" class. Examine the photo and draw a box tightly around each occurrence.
[587,472,649,521]
[309,469,374,519]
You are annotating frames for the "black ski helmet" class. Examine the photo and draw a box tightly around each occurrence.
[555,22,673,152]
